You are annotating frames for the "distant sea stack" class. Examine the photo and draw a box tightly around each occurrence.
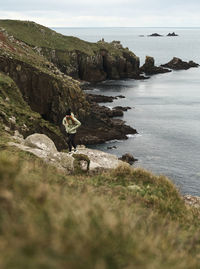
[147,32,179,37]
[161,57,199,70]
[148,33,163,37]
[140,56,171,75]
[167,32,178,36]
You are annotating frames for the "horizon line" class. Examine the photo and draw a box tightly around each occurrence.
[52,26,200,28]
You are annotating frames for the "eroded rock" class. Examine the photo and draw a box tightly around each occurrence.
[113,106,132,111]
[148,33,163,37]
[161,57,199,70]
[119,153,138,165]
[167,32,178,37]
[140,56,171,75]
[25,133,58,153]
[8,133,126,173]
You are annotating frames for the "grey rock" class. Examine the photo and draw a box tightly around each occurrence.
[119,153,138,165]
[25,133,58,153]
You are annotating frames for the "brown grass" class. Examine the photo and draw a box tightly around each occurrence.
[0,150,200,268]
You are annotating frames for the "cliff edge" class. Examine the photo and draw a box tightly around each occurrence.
[0,20,140,82]
[0,21,137,149]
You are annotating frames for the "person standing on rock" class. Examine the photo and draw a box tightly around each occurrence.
[62,109,81,153]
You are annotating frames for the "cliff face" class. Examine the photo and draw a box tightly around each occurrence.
[42,45,140,82]
[0,55,89,124]
[0,71,69,150]
[0,22,137,148]
[0,20,140,82]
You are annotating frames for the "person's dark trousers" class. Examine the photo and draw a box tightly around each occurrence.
[67,133,76,152]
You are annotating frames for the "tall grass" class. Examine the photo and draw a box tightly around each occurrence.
[0,150,200,268]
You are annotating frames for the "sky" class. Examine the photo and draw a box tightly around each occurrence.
[1,0,200,27]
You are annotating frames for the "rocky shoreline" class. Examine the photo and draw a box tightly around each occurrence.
[9,131,200,209]
[76,94,137,145]
[0,20,199,151]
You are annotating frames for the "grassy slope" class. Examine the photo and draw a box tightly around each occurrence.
[0,146,200,269]
[1,74,199,267]
[0,19,136,57]
[0,20,84,80]
[0,74,200,267]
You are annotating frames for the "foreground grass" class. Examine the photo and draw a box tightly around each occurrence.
[0,148,200,269]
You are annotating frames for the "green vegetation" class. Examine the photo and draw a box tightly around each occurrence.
[0,19,136,57]
[0,147,200,268]
[0,19,98,54]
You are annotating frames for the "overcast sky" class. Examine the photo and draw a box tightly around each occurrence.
[1,0,200,27]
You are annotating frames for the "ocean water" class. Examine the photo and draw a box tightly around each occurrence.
[53,27,200,195]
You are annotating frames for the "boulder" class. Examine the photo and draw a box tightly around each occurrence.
[161,57,199,70]
[119,153,138,165]
[9,133,127,173]
[25,133,58,153]
[140,56,171,75]
[77,148,124,171]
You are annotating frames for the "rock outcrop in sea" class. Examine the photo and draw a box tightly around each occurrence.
[140,56,171,75]
[167,32,178,36]
[148,33,163,37]
[161,57,199,70]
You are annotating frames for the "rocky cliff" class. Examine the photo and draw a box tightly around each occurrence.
[0,20,140,82]
[0,20,137,149]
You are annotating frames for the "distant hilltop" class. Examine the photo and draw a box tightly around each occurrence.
[0,19,141,82]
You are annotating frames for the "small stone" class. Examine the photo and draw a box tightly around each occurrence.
[16,65,21,72]
[4,126,10,132]
[127,185,142,191]
[8,116,16,124]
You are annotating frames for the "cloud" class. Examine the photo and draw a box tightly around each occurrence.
[0,0,200,26]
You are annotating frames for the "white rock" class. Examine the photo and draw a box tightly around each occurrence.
[8,116,16,124]
[8,133,128,173]
[77,148,124,170]
[13,130,24,143]
[8,141,74,174]
[4,126,10,132]
[24,134,58,153]
[127,185,142,191]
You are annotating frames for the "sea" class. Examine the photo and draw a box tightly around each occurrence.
[53,27,200,196]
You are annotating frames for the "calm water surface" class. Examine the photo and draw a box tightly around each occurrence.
[54,27,200,195]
